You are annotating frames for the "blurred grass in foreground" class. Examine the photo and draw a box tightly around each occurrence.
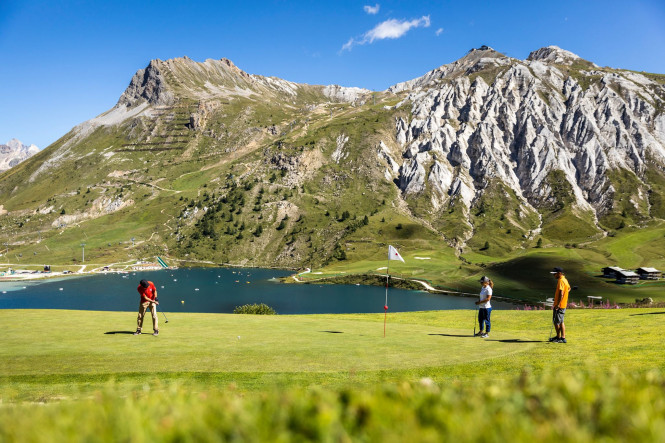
[1,368,664,442]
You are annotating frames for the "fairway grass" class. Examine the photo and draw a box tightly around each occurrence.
[2,309,665,441]
[1,308,664,395]
[1,311,532,377]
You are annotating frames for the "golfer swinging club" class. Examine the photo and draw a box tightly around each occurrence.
[550,267,570,343]
[134,279,159,336]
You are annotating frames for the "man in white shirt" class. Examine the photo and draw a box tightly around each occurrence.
[475,276,493,338]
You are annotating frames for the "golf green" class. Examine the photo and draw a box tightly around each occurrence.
[3,307,665,394]
[0,310,534,374]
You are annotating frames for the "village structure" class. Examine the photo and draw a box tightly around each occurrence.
[602,266,662,284]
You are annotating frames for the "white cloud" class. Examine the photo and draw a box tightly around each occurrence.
[364,4,380,15]
[436,28,443,36]
[341,38,355,52]
[341,15,431,52]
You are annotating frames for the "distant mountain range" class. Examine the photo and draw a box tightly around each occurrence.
[0,139,39,172]
[0,46,664,271]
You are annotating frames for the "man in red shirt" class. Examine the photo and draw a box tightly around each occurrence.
[134,279,159,336]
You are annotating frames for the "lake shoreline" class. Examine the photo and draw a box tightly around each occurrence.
[1,263,529,305]
[3,267,512,313]
[288,272,527,305]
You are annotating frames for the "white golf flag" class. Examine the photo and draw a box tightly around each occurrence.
[388,245,405,262]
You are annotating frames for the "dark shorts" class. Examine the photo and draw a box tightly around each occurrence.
[553,308,566,325]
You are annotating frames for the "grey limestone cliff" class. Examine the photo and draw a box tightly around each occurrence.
[379,46,665,227]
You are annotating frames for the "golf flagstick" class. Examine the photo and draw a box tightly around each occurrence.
[385,245,405,337]
[384,260,389,338]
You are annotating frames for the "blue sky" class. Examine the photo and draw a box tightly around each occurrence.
[1,0,664,149]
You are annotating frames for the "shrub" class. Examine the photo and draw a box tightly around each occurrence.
[233,303,276,315]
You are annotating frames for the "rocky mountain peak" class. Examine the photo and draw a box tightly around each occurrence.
[467,45,498,55]
[113,55,372,112]
[5,138,39,154]
[0,139,39,172]
[218,57,243,73]
[117,58,174,108]
[527,45,597,67]
[388,46,512,93]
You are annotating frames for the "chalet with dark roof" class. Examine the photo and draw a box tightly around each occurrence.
[602,266,623,278]
[616,269,640,285]
[636,267,662,280]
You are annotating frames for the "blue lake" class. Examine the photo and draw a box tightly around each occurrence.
[0,268,514,314]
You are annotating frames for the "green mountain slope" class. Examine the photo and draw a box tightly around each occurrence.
[2,51,665,301]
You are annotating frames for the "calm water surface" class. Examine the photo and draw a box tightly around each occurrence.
[0,268,514,314]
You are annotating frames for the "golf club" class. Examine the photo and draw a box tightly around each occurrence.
[155,297,168,323]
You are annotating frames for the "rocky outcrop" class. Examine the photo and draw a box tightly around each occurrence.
[526,45,597,67]
[322,85,370,104]
[379,46,665,220]
[188,100,220,130]
[118,60,175,107]
[50,197,134,227]
[0,139,39,172]
[332,134,349,163]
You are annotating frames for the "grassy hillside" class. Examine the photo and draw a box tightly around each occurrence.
[1,309,665,441]
[296,220,665,303]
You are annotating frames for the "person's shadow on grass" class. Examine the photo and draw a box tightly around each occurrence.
[485,339,545,343]
[428,333,476,338]
[104,331,135,335]
[629,312,665,316]
[428,333,545,343]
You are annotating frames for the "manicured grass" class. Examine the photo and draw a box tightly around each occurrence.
[1,308,665,441]
[2,308,665,399]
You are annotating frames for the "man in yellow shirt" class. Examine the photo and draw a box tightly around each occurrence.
[550,267,571,343]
